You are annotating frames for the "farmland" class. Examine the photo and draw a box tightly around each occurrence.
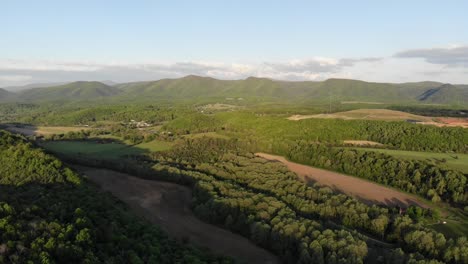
[346,147,468,173]
[41,139,174,159]
[256,152,429,208]
[287,109,434,121]
[3,2,468,263]
[3,124,89,136]
[79,166,280,264]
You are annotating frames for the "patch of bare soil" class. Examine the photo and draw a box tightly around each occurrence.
[430,117,468,128]
[77,166,279,264]
[287,109,468,128]
[256,153,429,208]
[287,109,433,122]
[343,140,383,146]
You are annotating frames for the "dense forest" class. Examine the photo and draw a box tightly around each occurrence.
[0,130,232,264]
[0,103,183,126]
[50,137,468,264]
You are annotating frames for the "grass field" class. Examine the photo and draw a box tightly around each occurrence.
[347,147,468,173]
[428,205,468,239]
[41,139,174,159]
[4,124,90,136]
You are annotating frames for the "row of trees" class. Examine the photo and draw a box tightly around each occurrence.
[2,104,183,126]
[388,106,468,118]
[0,130,232,264]
[148,138,467,263]
[278,142,468,206]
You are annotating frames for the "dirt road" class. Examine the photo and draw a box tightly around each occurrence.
[77,166,280,264]
[256,153,429,208]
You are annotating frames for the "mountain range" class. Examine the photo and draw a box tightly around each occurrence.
[1,76,467,105]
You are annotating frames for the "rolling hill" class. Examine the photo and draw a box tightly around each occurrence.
[18,81,121,101]
[1,76,467,105]
[417,84,468,104]
[0,88,14,101]
[116,76,467,104]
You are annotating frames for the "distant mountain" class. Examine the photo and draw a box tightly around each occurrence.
[18,81,121,102]
[0,88,14,101]
[116,76,465,104]
[1,76,466,105]
[2,82,69,92]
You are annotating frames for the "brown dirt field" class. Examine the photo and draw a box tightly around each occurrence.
[287,109,468,128]
[77,166,280,264]
[432,117,468,128]
[343,140,383,146]
[256,153,429,208]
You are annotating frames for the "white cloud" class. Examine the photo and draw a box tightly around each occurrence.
[1,47,468,87]
[394,45,468,67]
[0,75,32,82]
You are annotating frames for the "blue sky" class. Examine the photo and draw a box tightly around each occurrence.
[1,0,468,86]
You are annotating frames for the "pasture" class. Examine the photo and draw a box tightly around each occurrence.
[4,124,90,136]
[41,139,174,159]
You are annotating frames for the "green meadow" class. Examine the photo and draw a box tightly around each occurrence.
[41,139,174,159]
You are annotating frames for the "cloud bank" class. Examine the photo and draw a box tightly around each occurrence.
[394,46,468,67]
[1,45,467,88]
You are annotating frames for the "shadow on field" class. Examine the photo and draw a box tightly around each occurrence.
[353,195,426,209]
[1,122,39,136]
[41,138,150,160]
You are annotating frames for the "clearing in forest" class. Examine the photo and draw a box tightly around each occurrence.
[343,140,383,146]
[41,139,173,159]
[4,124,89,136]
[287,109,433,122]
[78,166,280,264]
[256,152,429,208]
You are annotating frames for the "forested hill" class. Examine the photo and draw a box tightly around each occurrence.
[0,89,13,102]
[16,81,121,102]
[0,130,231,263]
[116,76,468,104]
[2,76,468,104]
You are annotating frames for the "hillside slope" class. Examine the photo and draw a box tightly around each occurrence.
[0,130,231,263]
[417,84,468,104]
[2,76,467,105]
[18,81,121,101]
[117,76,466,104]
[0,88,14,101]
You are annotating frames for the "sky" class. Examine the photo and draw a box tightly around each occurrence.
[1,0,468,87]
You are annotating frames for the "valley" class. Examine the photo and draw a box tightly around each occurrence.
[79,166,280,264]
[1,78,467,264]
[3,2,468,263]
